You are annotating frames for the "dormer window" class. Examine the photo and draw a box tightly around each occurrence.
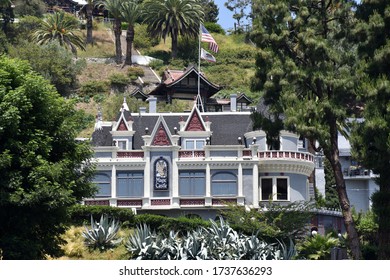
[115,139,127,150]
[185,139,205,150]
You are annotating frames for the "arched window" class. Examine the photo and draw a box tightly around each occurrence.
[154,158,169,190]
[211,172,237,196]
[93,173,111,197]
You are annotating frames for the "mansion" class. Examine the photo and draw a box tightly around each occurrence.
[85,66,378,234]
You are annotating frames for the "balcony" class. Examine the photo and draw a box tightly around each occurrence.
[343,166,371,178]
[258,150,315,176]
[178,150,205,158]
[117,151,144,158]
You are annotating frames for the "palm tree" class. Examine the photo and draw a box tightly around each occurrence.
[103,0,123,64]
[31,11,85,56]
[143,0,204,58]
[85,0,95,45]
[120,0,143,65]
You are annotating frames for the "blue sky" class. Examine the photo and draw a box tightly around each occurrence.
[214,0,251,31]
[214,0,235,30]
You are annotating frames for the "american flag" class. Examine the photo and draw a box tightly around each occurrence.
[201,25,219,53]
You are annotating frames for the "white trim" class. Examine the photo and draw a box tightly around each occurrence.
[259,176,290,201]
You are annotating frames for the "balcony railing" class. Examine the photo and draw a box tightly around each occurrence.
[178,150,205,158]
[117,151,144,158]
[258,151,314,162]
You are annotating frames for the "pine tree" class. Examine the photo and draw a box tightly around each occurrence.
[250,0,362,259]
[351,0,390,259]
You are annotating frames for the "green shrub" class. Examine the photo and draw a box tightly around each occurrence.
[134,214,211,236]
[79,80,109,97]
[296,233,340,260]
[108,73,130,86]
[127,66,144,81]
[204,22,225,35]
[133,24,160,50]
[148,59,164,70]
[69,205,136,226]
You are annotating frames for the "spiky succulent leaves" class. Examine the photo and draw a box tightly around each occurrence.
[82,214,122,250]
[126,223,162,260]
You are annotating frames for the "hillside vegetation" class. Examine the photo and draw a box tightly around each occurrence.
[75,23,259,137]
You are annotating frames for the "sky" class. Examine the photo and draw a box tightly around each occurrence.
[214,0,251,31]
[214,0,235,30]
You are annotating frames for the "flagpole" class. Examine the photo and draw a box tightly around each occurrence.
[197,23,204,112]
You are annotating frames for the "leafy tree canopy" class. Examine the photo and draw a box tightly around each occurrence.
[0,56,96,259]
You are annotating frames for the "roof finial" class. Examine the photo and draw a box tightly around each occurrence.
[120,96,130,112]
[94,106,103,131]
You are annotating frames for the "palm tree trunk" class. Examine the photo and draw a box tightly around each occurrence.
[325,120,362,260]
[171,34,178,59]
[86,4,93,44]
[125,26,134,65]
[114,18,122,64]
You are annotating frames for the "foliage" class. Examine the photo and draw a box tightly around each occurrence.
[250,0,362,259]
[0,56,96,259]
[68,205,136,226]
[120,0,143,65]
[350,0,390,259]
[133,24,160,50]
[79,80,110,97]
[102,0,123,64]
[8,40,86,97]
[297,233,340,260]
[82,214,122,250]
[13,0,46,18]
[30,11,85,56]
[201,0,219,23]
[204,21,225,35]
[134,214,211,236]
[13,15,42,41]
[316,157,340,209]
[127,66,145,79]
[108,73,130,86]
[126,217,295,260]
[143,0,204,58]
[221,201,315,241]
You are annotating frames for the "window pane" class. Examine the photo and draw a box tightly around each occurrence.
[93,173,111,197]
[117,172,144,197]
[277,178,288,200]
[261,178,273,200]
[211,172,237,196]
[186,140,194,149]
[117,140,126,150]
[195,140,205,150]
[179,171,205,196]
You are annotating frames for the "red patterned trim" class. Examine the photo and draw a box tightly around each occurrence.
[151,199,171,206]
[185,111,205,131]
[152,124,171,146]
[117,151,144,158]
[179,150,205,158]
[117,119,128,131]
[243,150,252,157]
[117,200,142,207]
[180,199,205,206]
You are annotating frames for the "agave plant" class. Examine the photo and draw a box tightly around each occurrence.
[126,223,163,260]
[82,214,122,250]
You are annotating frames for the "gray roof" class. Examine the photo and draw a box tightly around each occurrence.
[91,113,254,148]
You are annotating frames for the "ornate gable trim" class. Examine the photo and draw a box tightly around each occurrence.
[151,117,172,146]
[184,106,206,131]
[117,119,128,131]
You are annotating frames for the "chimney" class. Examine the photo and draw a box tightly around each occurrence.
[148,96,157,113]
[139,107,147,115]
[230,94,237,112]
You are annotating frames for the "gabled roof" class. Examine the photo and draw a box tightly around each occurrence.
[149,65,221,97]
[184,105,206,131]
[237,93,253,104]
[130,88,148,101]
[150,116,173,146]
